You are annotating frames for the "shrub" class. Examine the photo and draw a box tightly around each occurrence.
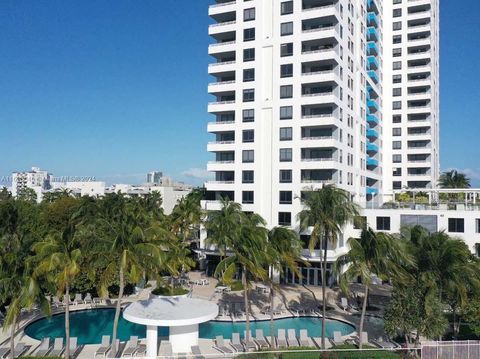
[151,286,189,296]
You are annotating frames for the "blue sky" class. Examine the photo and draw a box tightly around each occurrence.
[0,0,479,186]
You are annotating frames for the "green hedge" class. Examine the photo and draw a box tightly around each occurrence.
[151,286,189,296]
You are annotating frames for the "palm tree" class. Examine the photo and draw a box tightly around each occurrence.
[33,223,82,359]
[266,227,304,348]
[335,228,410,349]
[170,189,204,244]
[439,170,470,189]
[94,193,181,356]
[297,185,360,348]
[214,211,269,343]
[205,198,244,272]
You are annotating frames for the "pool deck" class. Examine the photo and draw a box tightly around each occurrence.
[0,271,390,358]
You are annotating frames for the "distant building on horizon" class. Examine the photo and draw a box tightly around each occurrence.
[147,171,163,184]
[12,166,51,202]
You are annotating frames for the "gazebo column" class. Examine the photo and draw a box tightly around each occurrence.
[170,324,199,353]
[146,325,158,358]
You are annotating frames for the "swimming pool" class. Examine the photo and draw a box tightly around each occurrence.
[25,308,355,345]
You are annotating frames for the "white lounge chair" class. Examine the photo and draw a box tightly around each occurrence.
[230,333,244,352]
[0,348,10,359]
[214,336,233,354]
[106,339,119,358]
[277,329,287,348]
[68,337,81,358]
[329,331,344,346]
[242,330,257,351]
[36,338,51,357]
[49,338,65,357]
[287,329,299,347]
[191,345,205,359]
[13,343,28,358]
[158,341,172,358]
[83,293,93,305]
[299,330,311,347]
[134,343,146,357]
[52,297,65,308]
[73,294,83,306]
[340,297,349,311]
[94,336,111,357]
[254,329,269,348]
[121,336,138,357]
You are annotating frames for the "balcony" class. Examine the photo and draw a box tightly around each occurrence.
[367,114,379,125]
[368,70,379,84]
[367,42,378,56]
[367,27,379,42]
[367,143,379,153]
[367,157,379,167]
[367,128,379,139]
[367,12,378,27]
[367,0,379,13]
[367,187,379,195]
[208,1,236,16]
[367,56,379,70]
[367,99,379,112]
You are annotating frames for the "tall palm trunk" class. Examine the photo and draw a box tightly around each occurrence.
[321,235,327,349]
[112,266,124,357]
[269,283,275,348]
[9,313,17,359]
[65,283,70,359]
[359,284,369,349]
[242,266,251,342]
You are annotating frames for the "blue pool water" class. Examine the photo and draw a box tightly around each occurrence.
[25,308,355,345]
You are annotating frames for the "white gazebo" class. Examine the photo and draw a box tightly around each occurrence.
[123,297,218,356]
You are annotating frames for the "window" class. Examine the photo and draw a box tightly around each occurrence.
[244,48,255,62]
[393,181,402,190]
[279,170,292,183]
[243,109,254,122]
[393,35,402,44]
[280,85,293,98]
[393,167,402,176]
[244,8,255,21]
[281,43,293,57]
[448,218,464,233]
[393,101,402,110]
[393,115,401,123]
[393,61,402,70]
[393,154,402,163]
[279,191,292,204]
[242,191,254,204]
[393,88,402,97]
[376,217,391,231]
[279,127,292,141]
[280,148,292,162]
[354,216,367,230]
[476,219,480,233]
[280,106,293,120]
[393,141,402,149]
[242,150,254,163]
[242,171,254,183]
[278,212,292,226]
[393,48,402,57]
[243,89,255,102]
[281,22,293,36]
[393,21,402,31]
[393,0,402,4]
[242,129,254,143]
[393,8,402,17]
[243,68,255,82]
[244,28,255,41]
[393,128,402,136]
[281,1,293,15]
[393,74,402,84]
[280,64,293,78]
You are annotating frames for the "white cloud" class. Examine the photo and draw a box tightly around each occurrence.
[181,168,213,180]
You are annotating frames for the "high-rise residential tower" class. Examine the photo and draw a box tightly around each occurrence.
[206,0,383,228]
[383,0,440,193]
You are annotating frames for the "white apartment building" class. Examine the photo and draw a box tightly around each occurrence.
[206,0,382,228]
[383,0,440,194]
[11,167,51,202]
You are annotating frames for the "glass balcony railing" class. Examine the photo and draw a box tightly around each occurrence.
[367,142,379,153]
[367,114,379,125]
[367,12,378,27]
[367,56,379,70]
[367,41,378,56]
[367,27,379,42]
[367,99,379,111]
[368,70,379,83]
[367,157,379,167]
[367,128,379,139]
[367,187,379,195]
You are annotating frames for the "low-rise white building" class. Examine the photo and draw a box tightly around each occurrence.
[11,167,51,202]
